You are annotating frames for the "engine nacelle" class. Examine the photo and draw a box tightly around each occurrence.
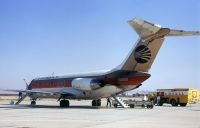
[72,78,104,91]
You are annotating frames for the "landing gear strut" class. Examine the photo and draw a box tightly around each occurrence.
[92,99,101,107]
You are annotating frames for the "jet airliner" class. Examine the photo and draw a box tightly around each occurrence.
[5,18,200,107]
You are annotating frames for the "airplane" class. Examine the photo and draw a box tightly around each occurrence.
[4,18,200,108]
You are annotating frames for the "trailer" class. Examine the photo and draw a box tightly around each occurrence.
[112,98,154,109]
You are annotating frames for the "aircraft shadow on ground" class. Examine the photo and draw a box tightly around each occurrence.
[0,104,153,110]
[0,104,105,109]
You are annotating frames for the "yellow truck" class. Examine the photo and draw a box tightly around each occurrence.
[148,88,200,106]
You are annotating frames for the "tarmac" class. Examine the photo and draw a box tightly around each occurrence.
[0,99,199,128]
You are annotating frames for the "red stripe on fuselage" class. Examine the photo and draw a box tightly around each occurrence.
[31,80,71,89]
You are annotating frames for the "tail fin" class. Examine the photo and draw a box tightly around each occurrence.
[116,18,200,72]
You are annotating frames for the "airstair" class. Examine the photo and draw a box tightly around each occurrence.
[15,94,27,105]
[112,96,129,108]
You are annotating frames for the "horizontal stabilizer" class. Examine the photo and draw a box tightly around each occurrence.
[128,18,200,38]
[167,29,200,36]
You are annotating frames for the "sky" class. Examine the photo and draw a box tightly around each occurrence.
[0,0,199,91]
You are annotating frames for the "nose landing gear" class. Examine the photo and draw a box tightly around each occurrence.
[92,99,101,107]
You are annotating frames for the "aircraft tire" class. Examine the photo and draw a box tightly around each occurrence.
[60,100,65,107]
[141,104,145,108]
[96,99,101,106]
[92,99,101,107]
[65,100,70,107]
[171,99,178,106]
[113,104,118,108]
[60,100,70,108]
[92,100,97,106]
[31,101,36,105]
[129,104,135,108]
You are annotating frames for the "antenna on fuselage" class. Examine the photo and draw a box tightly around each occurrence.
[23,78,29,90]
[52,72,55,77]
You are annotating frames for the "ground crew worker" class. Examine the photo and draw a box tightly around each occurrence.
[143,94,148,101]
[157,95,160,105]
[106,98,111,107]
[19,92,22,99]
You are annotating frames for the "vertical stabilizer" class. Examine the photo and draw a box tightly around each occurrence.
[116,18,200,72]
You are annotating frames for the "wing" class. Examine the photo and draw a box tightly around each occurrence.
[3,89,53,94]
[2,89,75,96]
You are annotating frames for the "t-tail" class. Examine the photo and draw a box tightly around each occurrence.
[116,18,200,72]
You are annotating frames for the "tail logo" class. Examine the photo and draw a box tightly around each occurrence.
[134,45,151,63]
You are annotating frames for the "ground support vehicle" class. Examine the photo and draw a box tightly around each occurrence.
[148,88,199,107]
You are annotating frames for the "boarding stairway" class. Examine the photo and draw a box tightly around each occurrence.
[112,96,129,108]
[15,94,27,105]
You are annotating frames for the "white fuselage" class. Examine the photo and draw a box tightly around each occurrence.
[30,85,122,100]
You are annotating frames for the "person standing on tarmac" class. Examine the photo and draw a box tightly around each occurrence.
[106,97,111,107]
[143,94,148,101]
[18,92,22,99]
[156,95,160,105]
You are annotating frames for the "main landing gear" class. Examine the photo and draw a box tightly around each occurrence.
[60,100,70,107]
[58,95,70,108]
[31,100,36,105]
[92,99,101,107]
